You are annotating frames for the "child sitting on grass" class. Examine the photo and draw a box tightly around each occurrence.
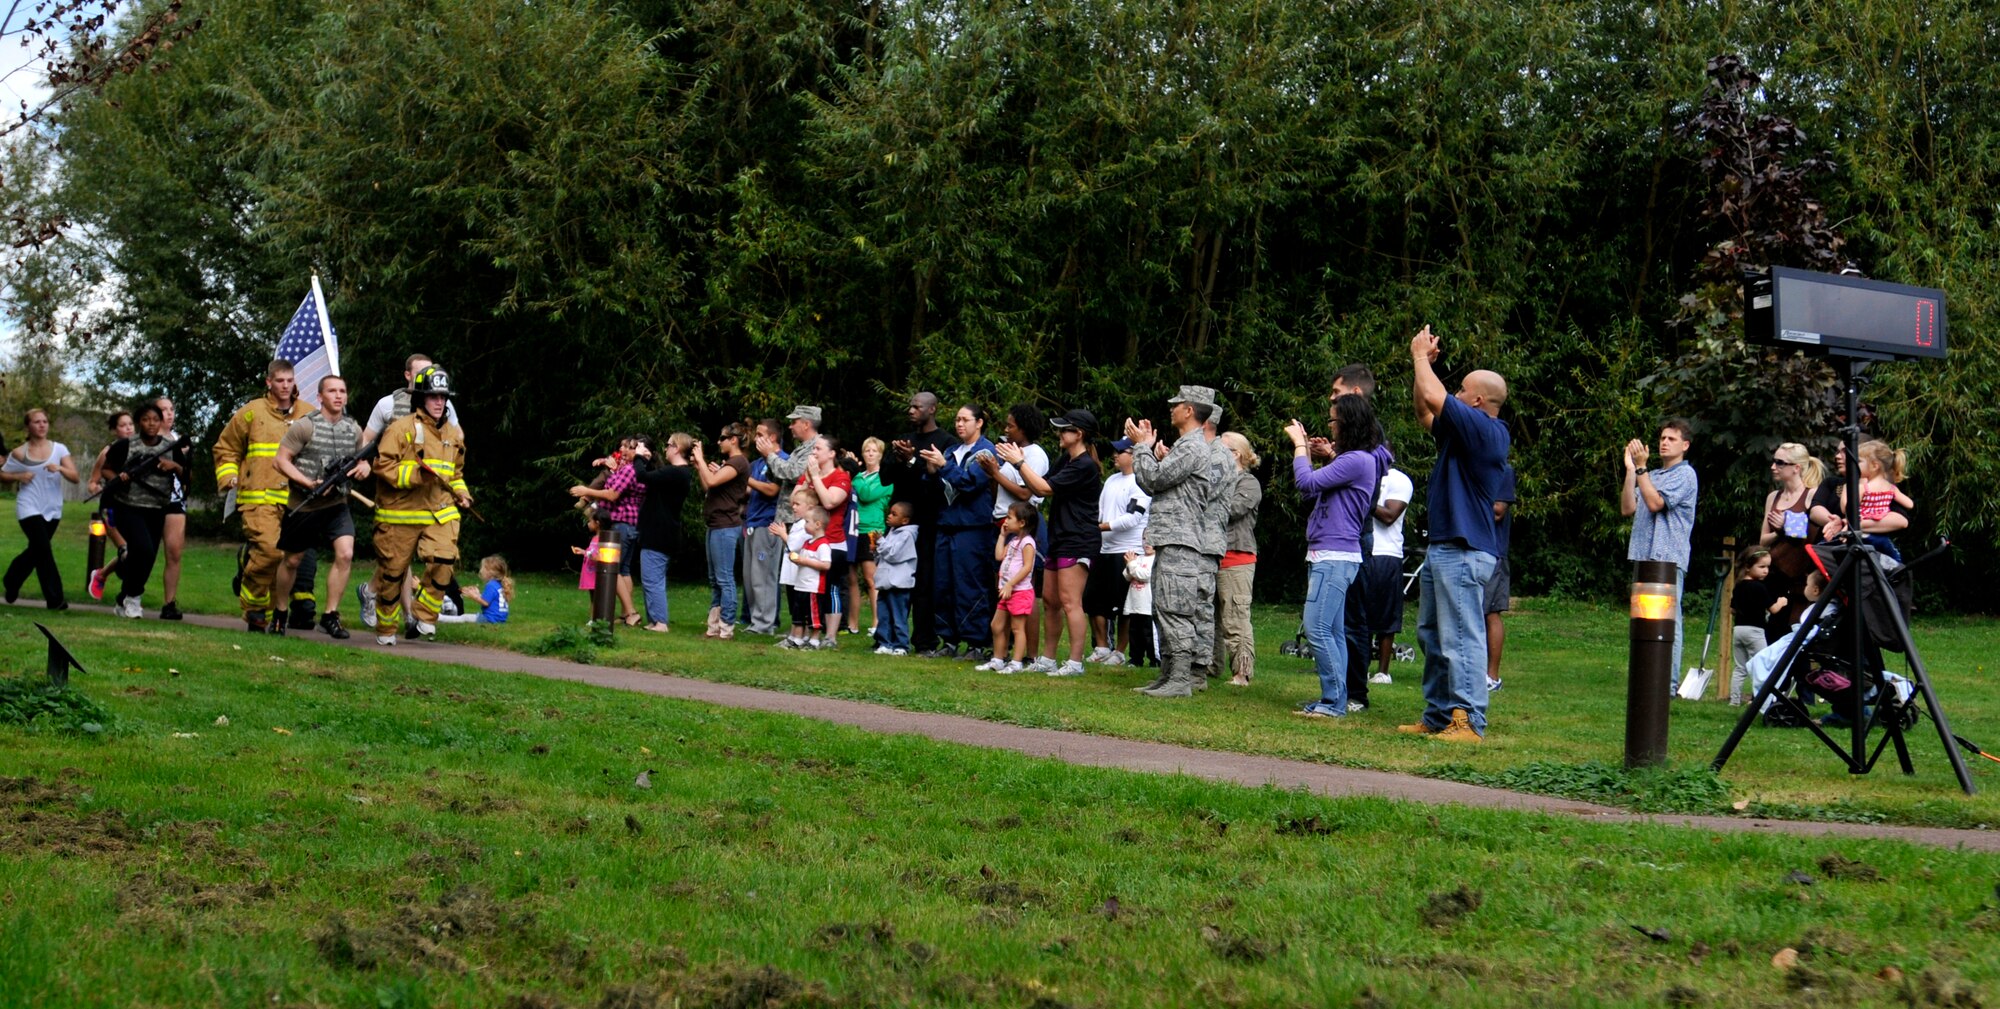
[979,501,1040,674]
[440,555,514,625]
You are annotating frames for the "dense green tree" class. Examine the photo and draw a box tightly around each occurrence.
[18,0,2000,605]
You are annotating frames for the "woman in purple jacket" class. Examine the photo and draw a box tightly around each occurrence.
[1287,394,1383,718]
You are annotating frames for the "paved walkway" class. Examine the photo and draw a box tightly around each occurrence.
[15,601,2000,852]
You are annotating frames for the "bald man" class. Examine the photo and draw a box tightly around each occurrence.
[1398,327,1511,743]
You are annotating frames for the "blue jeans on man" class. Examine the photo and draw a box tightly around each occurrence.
[1301,559,1361,716]
[640,547,670,627]
[1417,542,1497,733]
[706,526,742,625]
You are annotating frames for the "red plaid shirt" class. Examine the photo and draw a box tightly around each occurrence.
[602,463,647,525]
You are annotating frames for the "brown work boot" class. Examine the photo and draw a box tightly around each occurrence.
[1396,718,1439,735]
[1433,709,1483,743]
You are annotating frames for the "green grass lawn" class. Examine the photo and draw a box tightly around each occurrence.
[5,611,2000,1008]
[11,504,2000,826]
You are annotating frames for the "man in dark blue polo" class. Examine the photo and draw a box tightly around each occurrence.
[1397,325,1511,743]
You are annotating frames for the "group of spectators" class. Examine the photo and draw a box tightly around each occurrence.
[1613,412,1918,714]
[567,327,1518,741]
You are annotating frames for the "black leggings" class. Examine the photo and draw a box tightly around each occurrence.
[5,516,64,606]
[114,506,167,603]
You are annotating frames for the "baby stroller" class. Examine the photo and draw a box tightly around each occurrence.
[1759,539,1935,734]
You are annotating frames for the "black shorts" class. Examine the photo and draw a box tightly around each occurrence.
[1082,551,1128,617]
[1359,554,1406,634]
[278,504,356,553]
[165,500,186,517]
[851,532,876,565]
[1484,556,1511,614]
[787,586,826,628]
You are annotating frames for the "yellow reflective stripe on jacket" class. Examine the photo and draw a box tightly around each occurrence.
[392,460,421,488]
[449,479,469,495]
[214,463,241,480]
[245,443,280,459]
[235,489,290,506]
[422,458,456,475]
[376,506,460,525]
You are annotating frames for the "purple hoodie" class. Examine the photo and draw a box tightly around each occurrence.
[1292,444,1388,554]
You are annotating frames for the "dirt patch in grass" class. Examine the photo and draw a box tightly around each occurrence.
[1421,885,1484,929]
[0,774,138,857]
[311,886,515,974]
[675,964,831,1009]
[1200,923,1283,963]
[1815,853,1884,882]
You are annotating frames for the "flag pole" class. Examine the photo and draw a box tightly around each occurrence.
[310,273,339,376]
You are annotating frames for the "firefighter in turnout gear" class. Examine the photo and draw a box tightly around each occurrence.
[360,365,470,645]
[214,360,310,632]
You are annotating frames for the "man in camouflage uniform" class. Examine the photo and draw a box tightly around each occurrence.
[1192,398,1234,688]
[1125,385,1218,698]
[360,365,470,645]
[214,360,310,632]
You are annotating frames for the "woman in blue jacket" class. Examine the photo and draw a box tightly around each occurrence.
[920,404,999,659]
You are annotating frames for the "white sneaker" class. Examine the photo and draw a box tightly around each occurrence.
[1346,700,1367,714]
[376,633,396,646]
[998,661,1024,674]
[357,583,378,629]
[889,648,908,656]
[1087,646,1113,663]
[417,621,437,641]
[1103,650,1128,667]
[1029,656,1060,674]
[1369,672,1393,685]
[1048,660,1086,678]
[1487,677,1503,692]
[440,595,460,617]
[977,657,1009,672]
[874,645,895,655]
[119,596,143,619]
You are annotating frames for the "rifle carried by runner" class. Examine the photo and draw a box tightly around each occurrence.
[82,434,193,503]
[287,441,381,517]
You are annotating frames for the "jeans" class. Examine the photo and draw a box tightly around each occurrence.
[706,526,742,624]
[875,588,911,651]
[611,522,640,574]
[640,547,670,626]
[1301,559,1361,715]
[6,515,64,607]
[1418,543,1497,733]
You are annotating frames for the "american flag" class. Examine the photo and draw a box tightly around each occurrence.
[275,276,341,408]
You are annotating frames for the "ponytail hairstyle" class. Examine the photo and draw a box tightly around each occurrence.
[1857,439,1907,482]
[1774,442,1825,488]
[478,554,516,601]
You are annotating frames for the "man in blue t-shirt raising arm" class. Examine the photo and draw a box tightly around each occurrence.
[1398,325,1512,743]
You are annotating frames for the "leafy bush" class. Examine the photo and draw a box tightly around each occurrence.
[0,677,111,736]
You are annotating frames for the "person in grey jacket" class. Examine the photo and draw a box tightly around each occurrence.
[1125,385,1219,698]
[1213,432,1262,685]
[758,404,822,524]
